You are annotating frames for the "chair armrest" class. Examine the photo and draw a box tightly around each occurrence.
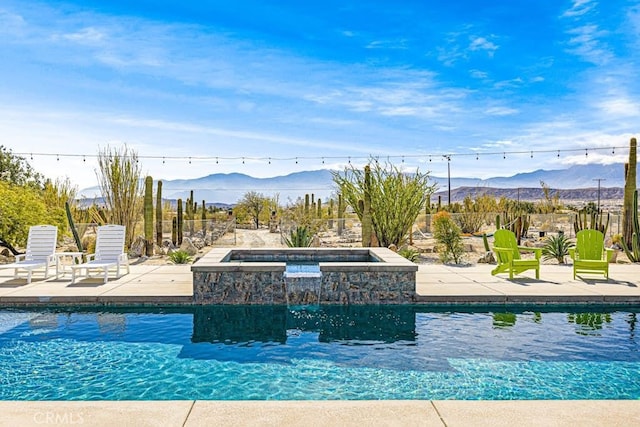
[15,254,26,262]
[517,246,542,260]
[569,248,576,260]
[117,253,128,263]
[86,253,96,261]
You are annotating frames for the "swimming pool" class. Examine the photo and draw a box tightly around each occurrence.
[1,305,639,400]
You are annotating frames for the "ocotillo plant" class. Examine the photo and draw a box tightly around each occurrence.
[623,137,637,246]
[361,165,373,247]
[143,176,154,256]
[620,190,640,262]
[156,180,163,246]
[177,198,183,245]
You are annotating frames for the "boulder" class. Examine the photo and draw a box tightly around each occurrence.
[179,238,199,256]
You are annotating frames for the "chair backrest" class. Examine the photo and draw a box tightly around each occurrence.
[24,225,57,261]
[575,229,604,260]
[493,229,520,261]
[94,225,126,261]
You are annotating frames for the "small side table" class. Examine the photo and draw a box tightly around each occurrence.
[54,252,84,278]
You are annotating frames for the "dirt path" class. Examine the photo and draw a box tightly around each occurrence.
[233,228,284,247]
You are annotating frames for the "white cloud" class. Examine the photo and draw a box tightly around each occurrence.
[598,97,640,117]
[562,0,597,18]
[468,36,498,56]
[485,106,518,116]
[470,69,488,79]
[565,24,612,64]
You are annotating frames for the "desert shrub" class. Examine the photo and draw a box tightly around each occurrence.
[542,234,575,264]
[283,226,314,247]
[333,160,435,247]
[432,211,465,264]
[0,181,49,247]
[456,194,495,234]
[398,247,420,262]
[169,250,193,264]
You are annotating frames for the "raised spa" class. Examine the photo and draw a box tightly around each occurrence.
[191,248,418,304]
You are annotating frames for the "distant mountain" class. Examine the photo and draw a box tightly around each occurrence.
[79,163,627,205]
[434,186,624,204]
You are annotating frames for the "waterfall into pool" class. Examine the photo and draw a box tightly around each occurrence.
[283,263,322,307]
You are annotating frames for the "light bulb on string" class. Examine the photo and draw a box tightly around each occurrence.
[216,157,218,164]
[188,157,191,164]
[268,157,271,164]
[30,153,33,160]
[530,151,533,159]
[242,157,245,164]
[56,154,59,161]
[557,150,560,158]
[585,149,588,157]
[321,157,324,164]
[162,157,165,164]
[295,157,298,164]
[503,152,506,159]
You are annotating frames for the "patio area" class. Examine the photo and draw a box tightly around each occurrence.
[0,260,637,306]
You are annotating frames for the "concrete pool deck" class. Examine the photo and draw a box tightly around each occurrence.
[0,260,638,305]
[1,260,639,426]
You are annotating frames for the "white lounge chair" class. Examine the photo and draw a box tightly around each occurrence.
[0,225,57,284]
[70,225,130,284]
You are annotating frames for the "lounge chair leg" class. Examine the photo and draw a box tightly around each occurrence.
[104,269,108,284]
[27,270,32,284]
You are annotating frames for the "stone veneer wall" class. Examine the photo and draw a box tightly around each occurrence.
[193,269,416,305]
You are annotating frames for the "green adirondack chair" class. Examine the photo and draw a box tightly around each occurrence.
[571,229,611,280]
[491,229,541,279]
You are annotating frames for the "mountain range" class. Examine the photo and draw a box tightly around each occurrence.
[79,163,628,205]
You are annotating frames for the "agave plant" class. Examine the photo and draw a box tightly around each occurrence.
[398,247,420,262]
[542,234,575,264]
[283,226,314,247]
[168,249,193,264]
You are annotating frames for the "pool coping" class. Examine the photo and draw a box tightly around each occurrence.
[1,400,639,426]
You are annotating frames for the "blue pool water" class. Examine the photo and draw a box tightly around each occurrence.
[1,305,639,400]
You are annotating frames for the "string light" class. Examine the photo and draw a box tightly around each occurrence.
[16,145,627,165]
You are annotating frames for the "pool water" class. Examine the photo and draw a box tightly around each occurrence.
[1,305,639,400]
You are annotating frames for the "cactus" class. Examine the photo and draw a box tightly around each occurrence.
[177,198,183,245]
[437,195,442,212]
[304,194,310,215]
[361,165,373,247]
[620,190,640,262]
[623,137,637,248]
[337,193,345,235]
[573,208,609,235]
[143,176,154,256]
[501,212,530,245]
[65,201,83,253]
[482,233,490,252]
[156,180,163,246]
[425,194,431,215]
[172,217,177,245]
[201,200,207,237]
[328,199,334,229]
[495,214,501,230]
[317,198,322,219]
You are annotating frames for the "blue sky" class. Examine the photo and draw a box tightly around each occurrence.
[0,0,638,191]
